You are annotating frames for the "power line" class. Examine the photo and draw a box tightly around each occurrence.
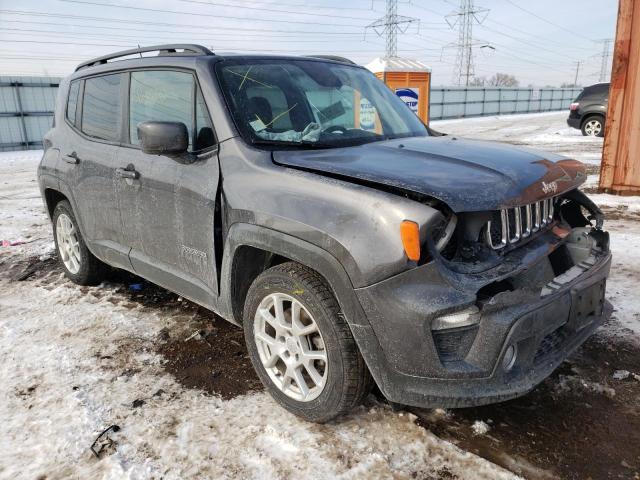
[57,0,370,28]
[0,19,370,37]
[0,9,362,35]
[477,24,586,62]
[502,0,595,42]
[0,27,387,45]
[446,0,489,86]
[366,0,420,58]
[176,0,379,21]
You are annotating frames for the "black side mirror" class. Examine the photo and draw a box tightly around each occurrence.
[138,121,189,155]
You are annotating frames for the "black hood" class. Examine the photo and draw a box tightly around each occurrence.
[273,136,587,212]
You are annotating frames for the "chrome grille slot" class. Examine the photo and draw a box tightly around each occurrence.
[486,196,557,250]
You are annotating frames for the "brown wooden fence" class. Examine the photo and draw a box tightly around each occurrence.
[600,0,640,195]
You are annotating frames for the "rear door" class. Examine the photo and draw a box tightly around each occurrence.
[58,72,130,269]
[115,69,219,306]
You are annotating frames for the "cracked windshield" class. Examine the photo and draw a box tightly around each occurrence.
[217,60,427,147]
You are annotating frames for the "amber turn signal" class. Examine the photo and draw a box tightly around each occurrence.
[400,220,421,262]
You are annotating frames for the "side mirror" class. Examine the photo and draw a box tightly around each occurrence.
[138,121,189,155]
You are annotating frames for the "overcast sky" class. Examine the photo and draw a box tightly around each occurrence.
[0,0,619,86]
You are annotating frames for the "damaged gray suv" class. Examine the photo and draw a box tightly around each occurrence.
[38,45,612,422]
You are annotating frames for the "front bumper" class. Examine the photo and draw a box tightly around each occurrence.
[354,245,611,408]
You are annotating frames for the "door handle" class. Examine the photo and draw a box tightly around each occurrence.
[64,151,80,164]
[115,166,139,180]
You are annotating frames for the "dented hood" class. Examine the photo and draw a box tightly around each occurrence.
[272,136,586,212]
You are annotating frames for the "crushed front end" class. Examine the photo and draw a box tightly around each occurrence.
[355,188,611,408]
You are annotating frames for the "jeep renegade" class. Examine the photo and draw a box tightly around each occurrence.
[38,45,612,422]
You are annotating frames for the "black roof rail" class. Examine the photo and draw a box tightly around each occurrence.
[75,44,214,71]
[306,55,356,65]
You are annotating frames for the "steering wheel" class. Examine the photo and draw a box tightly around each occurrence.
[323,125,348,135]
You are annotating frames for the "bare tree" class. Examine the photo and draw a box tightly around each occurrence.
[487,73,519,87]
[468,76,487,87]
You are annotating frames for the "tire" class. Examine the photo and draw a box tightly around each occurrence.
[52,200,106,285]
[581,115,605,137]
[243,261,372,423]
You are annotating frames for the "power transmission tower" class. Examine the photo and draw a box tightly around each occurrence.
[366,0,419,58]
[573,60,582,87]
[446,0,489,86]
[597,38,613,82]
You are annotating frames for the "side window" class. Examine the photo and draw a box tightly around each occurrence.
[195,88,215,151]
[66,80,80,126]
[129,70,195,149]
[81,73,123,141]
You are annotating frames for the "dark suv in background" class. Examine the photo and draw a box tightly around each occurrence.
[38,45,611,423]
[567,82,610,137]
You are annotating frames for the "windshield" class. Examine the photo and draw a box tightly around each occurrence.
[216,59,428,148]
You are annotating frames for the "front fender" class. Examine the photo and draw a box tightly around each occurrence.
[219,138,444,287]
[216,222,396,396]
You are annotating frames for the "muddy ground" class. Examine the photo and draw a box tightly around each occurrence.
[4,253,640,480]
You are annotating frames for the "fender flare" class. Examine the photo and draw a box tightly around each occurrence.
[217,222,394,393]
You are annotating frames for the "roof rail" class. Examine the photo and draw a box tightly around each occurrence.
[307,55,356,65]
[75,44,214,71]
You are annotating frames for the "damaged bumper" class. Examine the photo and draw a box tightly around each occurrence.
[354,229,612,408]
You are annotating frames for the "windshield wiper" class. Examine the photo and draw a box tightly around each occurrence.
[250,139,335,149]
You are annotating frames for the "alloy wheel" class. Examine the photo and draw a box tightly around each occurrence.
[584,119,602,136]
[253,293,328,402]
[56,213,81,274]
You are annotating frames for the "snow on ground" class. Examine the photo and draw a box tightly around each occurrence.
[1,112,639,479]
[0,150,516,479]
[1,272,513,480]
[432,112,604,166]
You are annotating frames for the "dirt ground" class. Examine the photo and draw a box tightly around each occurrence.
[5,252,640,480]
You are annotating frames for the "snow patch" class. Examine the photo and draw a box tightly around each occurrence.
[472,420,491,436]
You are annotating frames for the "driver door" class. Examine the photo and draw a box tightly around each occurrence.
[115,69,219,306]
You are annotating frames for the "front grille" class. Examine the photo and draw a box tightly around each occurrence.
[485,197,556,250]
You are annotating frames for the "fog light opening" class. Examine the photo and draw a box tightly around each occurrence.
[431,305,480,331]
[502,344,518,372]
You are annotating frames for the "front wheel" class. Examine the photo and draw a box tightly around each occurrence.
[581,115,605,137]
[243,262,372,423]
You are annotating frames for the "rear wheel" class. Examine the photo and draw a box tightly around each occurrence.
[52,200,106,285]
[243,261,372,422]
[581,115,605,137]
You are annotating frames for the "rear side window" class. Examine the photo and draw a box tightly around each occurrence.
[81,73,123,142]
[129,70,215,152]
[66,80,80,126]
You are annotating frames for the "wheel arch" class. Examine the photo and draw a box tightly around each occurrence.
[218,222,391,397]
[581,112,605,127]
[43,188,69,219]
[219,223,365,327]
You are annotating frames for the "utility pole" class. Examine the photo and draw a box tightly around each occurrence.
[366,0,419,58]
[597,38,613,82]
[573,60,582,87]
[446,0,489,86]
